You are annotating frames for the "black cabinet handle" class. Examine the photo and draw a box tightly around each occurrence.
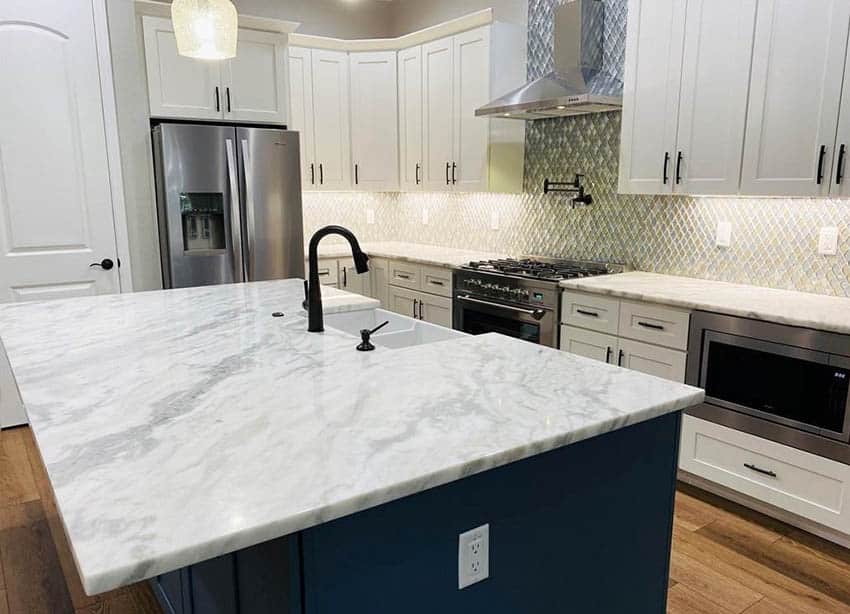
[662,152,670,184]
[226,87,231,112]
[744,463,777,478]
[429,280,444,286]
[415,163,421,185]
[576,309,599,318]
[413,299,418,318]
[214,86,220,112]
[445,162,450,185]
[675,151,683,184]
[418,299,424,320]
[354,163,359,185]
[319,163,324,185]
[638,321,665,331]
[310,163,315,185]
[452,162,457,184]
[617,349,624,366]
[817,145,827,184]
[837,144,846,185]
[343,267,347,287]
[606,346,613,363]
[89,258,114,271]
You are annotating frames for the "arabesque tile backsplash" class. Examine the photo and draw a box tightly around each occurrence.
[303,0,850,297]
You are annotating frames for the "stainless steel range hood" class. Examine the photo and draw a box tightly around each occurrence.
[476,0,622,120]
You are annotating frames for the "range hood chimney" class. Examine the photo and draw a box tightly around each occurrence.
[476,0,622,120]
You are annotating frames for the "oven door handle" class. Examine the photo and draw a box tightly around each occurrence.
[457,295,546,321]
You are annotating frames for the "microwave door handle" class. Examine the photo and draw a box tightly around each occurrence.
[225,139,244,282]
[240,138,255,282]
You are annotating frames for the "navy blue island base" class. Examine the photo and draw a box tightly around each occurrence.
[152,411,682,614]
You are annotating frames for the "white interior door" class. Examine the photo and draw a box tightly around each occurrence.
[0,0,122,303]
[618,0,686,195]
[452,27,491,192]
[223,29,287,125]
[142,16,223,120]
[740,0,850,196]
[422,37,454,191]
[350,51,399,191]
[288,46,317,190]
[311,49,351,190]
[398,46,424,191]
[675,0,757,195]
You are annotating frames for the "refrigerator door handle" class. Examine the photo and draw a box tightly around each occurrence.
[225,139,245,282]
[240,138,257,281]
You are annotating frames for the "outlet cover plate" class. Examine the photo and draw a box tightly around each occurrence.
[716,221,732,248]
[819,226,839,255]
[458,524,489,589]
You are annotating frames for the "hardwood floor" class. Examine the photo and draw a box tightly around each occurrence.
[2,426,850,613]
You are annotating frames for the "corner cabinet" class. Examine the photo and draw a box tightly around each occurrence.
[142,17,288,124]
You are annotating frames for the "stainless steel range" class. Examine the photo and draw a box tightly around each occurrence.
[453,258,626,347]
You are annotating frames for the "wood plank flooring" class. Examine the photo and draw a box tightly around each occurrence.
[2,426,850,613]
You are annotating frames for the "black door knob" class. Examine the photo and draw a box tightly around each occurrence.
[89,258,114,271]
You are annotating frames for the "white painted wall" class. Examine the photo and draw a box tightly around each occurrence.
[234,0,395,38]
[390,0,527,33]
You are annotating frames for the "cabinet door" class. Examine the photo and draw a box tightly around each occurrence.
[398,46,424,191]
[452,27,491,192]
[422,37,454,191]
[419,293,453,328]
[142,16,222,120]
[388,286,420,319]
[223,30,287,125]
[311,49,352,190]
[288,47,317,189]
[618,338,686,383]
[674,0,757,195]
[339,257,370,296]
[740,1,850,196]
[618,0,686,194]
[369,257,389,307]
[350,51,399,191]
[559,326,618,365]
[831,45,850,197]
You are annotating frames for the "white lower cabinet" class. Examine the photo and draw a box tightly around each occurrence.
[369,257,389,307]
[418,292,453,328]
[386,260,453,327]
[560,326,618,364]
[388,285,420,319]
[680,415,850,533]
[309,258,339,287]
[338,257,370,296]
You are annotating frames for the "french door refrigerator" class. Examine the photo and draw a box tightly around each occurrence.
[152,123,305,288]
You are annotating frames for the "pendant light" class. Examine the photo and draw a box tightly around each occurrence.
[171,0,238,60]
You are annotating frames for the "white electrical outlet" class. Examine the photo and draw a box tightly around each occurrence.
[490,211,500,231]
[422,208,429,226]
[818,226,839,255]
[366,209,375,225]
[716,221,732,248]
[458,524,489,589]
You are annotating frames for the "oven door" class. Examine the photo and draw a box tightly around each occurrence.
[453,294,556,347]
[699,330,850,442]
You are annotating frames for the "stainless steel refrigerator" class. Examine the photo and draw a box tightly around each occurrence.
[152,123,304,288]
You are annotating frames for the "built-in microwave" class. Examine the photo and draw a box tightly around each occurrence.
[686,311,850,464]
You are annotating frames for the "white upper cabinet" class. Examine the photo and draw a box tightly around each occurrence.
[143,17,288,124]
[310,49,352,190]
[452,27,492,192]
[422,36,455,191]
[831,43,850,197]
[398,46,424,191]
[675,0,757,195]
[619,0,756,196]
[142,16,222,121]
[287,46,317,189]
[222,29,288,124]
[350,51,399,191]
[741,1,850,196]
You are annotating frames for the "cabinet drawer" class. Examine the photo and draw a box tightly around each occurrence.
[561,292,620,335]
[308,259,338,286]
[560,325,617,364]
[619,300,689,350]
[618,338,686,383]
[680,416,850,532]
[389,260,421,290]
[421,265,452,297]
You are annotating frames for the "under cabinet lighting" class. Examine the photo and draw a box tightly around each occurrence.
[172,0,238,60]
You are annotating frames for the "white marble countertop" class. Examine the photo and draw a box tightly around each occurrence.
[561,271,850,334]
[0,280,702,595]
[314,241,509,268]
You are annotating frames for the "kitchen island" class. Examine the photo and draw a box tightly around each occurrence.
[0,280,703,613]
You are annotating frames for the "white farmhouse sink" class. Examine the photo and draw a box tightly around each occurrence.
[324,308,465,349]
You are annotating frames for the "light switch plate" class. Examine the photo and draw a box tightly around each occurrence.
[366,209,375,225]
[422,208,429,226]
[716,221,732,248]
[818,226,839,255]
[458,524,489,589]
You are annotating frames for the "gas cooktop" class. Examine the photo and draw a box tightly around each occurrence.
[462,257,626,282]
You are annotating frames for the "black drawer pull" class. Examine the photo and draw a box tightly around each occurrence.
[396,273,411,280]
[576,309,599,317]
[662,152,670,184]
[744,463,777,478]
[638,321,665,331]
[837,144,846,185]
[675,151,683,184]
[817,145,827,185]
[429,280,445,286]
[617,349,624,366]
[606,346,613,363]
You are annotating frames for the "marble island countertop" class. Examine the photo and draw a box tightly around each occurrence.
[313,240,509,268]
[0,280,702,595]
[561,271,850,335]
